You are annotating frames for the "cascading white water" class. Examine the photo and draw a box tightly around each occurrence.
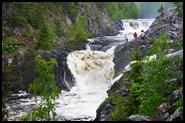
[54,19,154,120]
[55,46,117,121]
[104,19,154,42]
[5,19,154,121]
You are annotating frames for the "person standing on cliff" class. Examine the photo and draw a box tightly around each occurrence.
[133,32,137,40]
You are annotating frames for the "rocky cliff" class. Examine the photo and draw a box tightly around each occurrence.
[95,7,183,121]
[2,2,133,92]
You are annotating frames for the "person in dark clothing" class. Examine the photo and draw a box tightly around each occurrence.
[141,30,145,40]
[133,32,138,46]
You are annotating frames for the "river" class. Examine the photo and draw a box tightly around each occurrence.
[5,19,154,121]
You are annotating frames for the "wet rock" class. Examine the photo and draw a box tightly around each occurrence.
[169,87,183,103]
[166,50,183,59]
[54,48,76,91]
[39,50,55,60]
[113,42,134,76]
[128,115,151,121]
[112,88,129,97]
[166,49,175,54]
[157,103,170,120]
[166,107,182,121]
[10,22,25,36]
[114,20,124,31]
[165,78,177,84]
[94,100,114,121]
[2,49,36,92]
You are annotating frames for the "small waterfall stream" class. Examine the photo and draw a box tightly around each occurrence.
[5,19,154,121]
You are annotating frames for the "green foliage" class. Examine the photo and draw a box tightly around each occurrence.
[21,101,57,121]
[158,4,164,15]
[2,37,19,54]
[104,2,139,20]
[130,55,182,118]
[24,24,35,38]
[109,32,182,120]
[68,15,90,43]
[130,83,166,118]
[22,56,60,121]
[169,39,183,51]
[131,47,142,61]
[173,2,183,17]
[11,3,42,28]
[174,97,183,120]
[146,30,169,57]
[29,56,60,100]
[37,20,56,50]
[129,47,143,83]
[60,2,78,23]
[174,97,183,108]
[108,94,138,121]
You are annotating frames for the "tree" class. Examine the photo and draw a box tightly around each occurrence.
[158,4,164,16]
[21,56,60,121]
[173,2,183,17]
[129,47,143,83]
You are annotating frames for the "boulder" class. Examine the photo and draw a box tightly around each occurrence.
[170,87,183,103]
[94,100,114,121]
[166,107,182,121]
[112,88,129,97]
[157,103,170,120]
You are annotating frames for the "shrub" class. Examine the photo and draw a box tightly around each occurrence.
[142,56,181,95]
[146,30,169,57]
[21,56,60,121]
[109,95,138,121]
[24,24,35,38]
[130,83,166,118]
[68,15,90,43]
[2,37,19,54]
[174,97,183,120]
[129,47,143,83]
[11,3,42,28]
[104,2,139,20]
[173,2,183,17]
[37,20,56,50]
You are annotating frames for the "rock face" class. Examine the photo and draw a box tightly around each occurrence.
[2,2,122,93]
[113,7,183,76]
[2,49,36,92]
[94,100,114,121]
[113,42,134,76]
[157,103,170,120]
[95,76,130,121]
[54,49,76,91]
[39,49,76,91]
[95,8,183,121]
[77,3,120,37]
[166,107,182,121]
[169,87,183,103]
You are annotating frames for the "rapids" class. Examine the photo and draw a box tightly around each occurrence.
[5,18,154,121]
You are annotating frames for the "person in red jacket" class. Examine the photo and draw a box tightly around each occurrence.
[133,32,137,39]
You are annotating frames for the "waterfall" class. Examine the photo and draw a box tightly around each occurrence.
[54,45,117,120]
[5,19,154,121]
[54,18,155,119]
